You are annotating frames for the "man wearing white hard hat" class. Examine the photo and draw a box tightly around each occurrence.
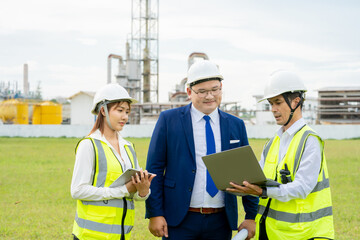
[146,60,258,240]
[71,83,156,240]
[227,70,335,240]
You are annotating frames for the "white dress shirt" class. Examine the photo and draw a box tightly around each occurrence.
[260,118,321,202]
[189,106,225,208]
[70,129,149,201]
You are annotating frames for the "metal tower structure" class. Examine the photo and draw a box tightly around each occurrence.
[130,0,159,103]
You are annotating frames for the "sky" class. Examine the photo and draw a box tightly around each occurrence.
[1,0,359,109]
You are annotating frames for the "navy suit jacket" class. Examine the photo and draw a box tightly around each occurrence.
[145,104,258,230]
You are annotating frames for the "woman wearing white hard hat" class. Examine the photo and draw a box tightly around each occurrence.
[71,83,156,240]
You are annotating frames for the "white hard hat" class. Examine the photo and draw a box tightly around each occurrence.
[91,83,138,115]
[186,60,223,86]
[260,70,307,102]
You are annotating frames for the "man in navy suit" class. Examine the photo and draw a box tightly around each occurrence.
[146,60,259,240]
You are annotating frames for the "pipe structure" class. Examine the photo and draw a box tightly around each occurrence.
[107,54,124,84]
[188,52,209,69]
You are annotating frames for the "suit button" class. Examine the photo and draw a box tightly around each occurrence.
[192,169,196,173]
[188,187,192,192]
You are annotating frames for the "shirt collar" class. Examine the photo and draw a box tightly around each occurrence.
[90,129,131,146]
[277,118,306,138]
[190,105,219,124]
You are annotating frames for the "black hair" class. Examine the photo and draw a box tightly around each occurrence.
[282,91,305,109]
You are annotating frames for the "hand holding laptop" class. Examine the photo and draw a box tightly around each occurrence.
[226,181,264,197]
[201,145,279,196]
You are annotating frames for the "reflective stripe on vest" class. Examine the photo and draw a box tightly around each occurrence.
[255,125,334,240]
[124,144,136,165]
[82,199,135,209]
[262,138,274,161]
[311,171,329,193]
[73,138,137,240]
[92,138,109,187]
[258,205,333,223]
[292,130,316,174]
[75,212,133,235]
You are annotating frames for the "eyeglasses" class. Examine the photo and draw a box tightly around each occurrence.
[190,87,222,98]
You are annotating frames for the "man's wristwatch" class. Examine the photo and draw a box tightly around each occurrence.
[260,187,268,199]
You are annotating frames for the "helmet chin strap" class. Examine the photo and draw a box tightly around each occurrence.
[282,93,304,126]
[100,101,115,131]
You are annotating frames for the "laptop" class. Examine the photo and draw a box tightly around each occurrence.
[202,145,279,195]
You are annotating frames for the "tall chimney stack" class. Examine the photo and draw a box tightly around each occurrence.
[23,64,29,96]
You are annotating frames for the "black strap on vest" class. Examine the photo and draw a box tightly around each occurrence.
[259,198,271,240]
[120,198,128,240]
[259,173,279,240]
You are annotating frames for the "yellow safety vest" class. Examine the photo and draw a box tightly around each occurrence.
[73,138,137,240]
[255,125,334,240]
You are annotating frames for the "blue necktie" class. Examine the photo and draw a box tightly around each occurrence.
[203,115,219,197]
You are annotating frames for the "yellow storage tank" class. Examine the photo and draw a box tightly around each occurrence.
[0,99,29,124]
[32,101,62,124]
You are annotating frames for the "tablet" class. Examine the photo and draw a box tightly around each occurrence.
[110,168,153,188]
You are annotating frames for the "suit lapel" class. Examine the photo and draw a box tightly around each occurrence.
[180,104,196,161]
[219,109,230,151]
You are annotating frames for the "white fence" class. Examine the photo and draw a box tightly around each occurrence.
[0,124,359,139]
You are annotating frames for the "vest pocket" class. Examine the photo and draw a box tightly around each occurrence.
[273,200,305,231]
[86,204,117,220]
[275,220,304,231]
[109,172,122,184]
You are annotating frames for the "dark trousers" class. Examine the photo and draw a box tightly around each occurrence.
[164,211,232,240]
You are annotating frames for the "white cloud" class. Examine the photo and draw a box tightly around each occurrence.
[0,0,131,35]
[76,38,98,46]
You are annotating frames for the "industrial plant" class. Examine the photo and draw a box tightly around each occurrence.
[0,63,62,125]
[1,0,359,127]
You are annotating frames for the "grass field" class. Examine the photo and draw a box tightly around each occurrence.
[0,137,359,239]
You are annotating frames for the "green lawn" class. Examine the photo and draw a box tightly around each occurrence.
[0,137,359,239]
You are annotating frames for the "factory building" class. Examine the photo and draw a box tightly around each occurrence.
[317,87,360,124]
[253,95,318,125]
[68,91,95,125]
